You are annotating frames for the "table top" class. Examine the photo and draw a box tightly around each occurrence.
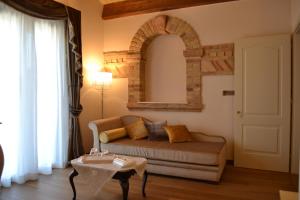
[71,154,147,173]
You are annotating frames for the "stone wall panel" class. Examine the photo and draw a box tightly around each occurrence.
[103,15,234,111]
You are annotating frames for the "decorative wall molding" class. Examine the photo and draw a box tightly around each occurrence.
[104,44,234,77]
[103,15,234,111]
[201,44,234,75]
[104,51,129,78]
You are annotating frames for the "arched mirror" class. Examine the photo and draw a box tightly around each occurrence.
[145,35,186,103]
[127,15,203,111]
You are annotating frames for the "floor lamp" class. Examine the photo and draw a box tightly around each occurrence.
[93,71,112,119]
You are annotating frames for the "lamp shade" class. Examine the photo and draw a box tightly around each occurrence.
[93,71,112,88]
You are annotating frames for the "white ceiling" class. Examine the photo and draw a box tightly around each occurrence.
[100,0,126,5]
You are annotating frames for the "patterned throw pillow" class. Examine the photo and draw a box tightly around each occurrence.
[145,121,168,141]
[126,118,149,140]
[164,125,193,143]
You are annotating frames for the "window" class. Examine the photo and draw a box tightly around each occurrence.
[0,2,68,187]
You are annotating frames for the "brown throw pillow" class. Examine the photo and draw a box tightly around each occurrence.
[164,125,193,143]
[126,118,149,140]
[145,121,168,141]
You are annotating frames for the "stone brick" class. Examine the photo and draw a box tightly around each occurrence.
[174,21,188,36]
[165,16,180,34]
[135,30,147,42]
[225,50,233,57]
[150,15,167,34]
[143,22,156,37]
[132,36,144,46]
[139,24,151,39]
[184,48,203,57]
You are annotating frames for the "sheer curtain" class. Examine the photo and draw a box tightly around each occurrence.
[0,2,69,187]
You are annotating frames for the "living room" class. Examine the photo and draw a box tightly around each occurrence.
[0,0,300,199]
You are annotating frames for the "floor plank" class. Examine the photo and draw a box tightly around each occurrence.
[0,165,298,200]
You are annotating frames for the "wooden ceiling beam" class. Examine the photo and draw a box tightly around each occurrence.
[102,0,238,20]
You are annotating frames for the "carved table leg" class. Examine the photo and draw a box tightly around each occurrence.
[119,178,130,200]
[0,144,4,181]
[69,169,78,200]
[142,170,148,197]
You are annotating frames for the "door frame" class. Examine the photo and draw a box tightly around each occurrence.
[291,23,300,175]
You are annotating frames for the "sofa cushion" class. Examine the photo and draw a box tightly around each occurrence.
[99,127,127,143]
[125,118,149,140]
[145,121,168,141]
[101,138,225,166]
[164,125,193,143]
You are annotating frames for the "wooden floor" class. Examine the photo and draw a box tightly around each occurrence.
[0,165,298,200]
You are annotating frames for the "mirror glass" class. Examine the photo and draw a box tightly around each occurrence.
[145,35,187,103]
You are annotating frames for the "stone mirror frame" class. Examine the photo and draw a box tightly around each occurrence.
[103,15,234,112]
[128,15,203,111]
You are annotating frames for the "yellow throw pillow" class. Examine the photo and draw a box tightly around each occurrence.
[126,118,149,140]
[99,127,127,143]
[164,125,193,143]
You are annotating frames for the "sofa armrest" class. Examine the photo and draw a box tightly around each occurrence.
[191,132,226,144]
[88,116,123,149]
[88,121,100,150]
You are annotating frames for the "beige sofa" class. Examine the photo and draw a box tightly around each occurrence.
[88,115,226,182]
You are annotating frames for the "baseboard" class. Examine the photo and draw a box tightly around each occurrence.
[226,160,234,165]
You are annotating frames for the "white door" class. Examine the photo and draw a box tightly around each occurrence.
[234,34,291,172]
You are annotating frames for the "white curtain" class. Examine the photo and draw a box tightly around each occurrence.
[0,2,69,187]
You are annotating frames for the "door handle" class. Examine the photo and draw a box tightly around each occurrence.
[236,111,243,117]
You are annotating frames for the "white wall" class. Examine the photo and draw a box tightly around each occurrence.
[103,0,291,159]
[55,0,104,152]
[79,0,104,152]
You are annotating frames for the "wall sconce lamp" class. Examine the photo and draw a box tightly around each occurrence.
[92,71,112,119]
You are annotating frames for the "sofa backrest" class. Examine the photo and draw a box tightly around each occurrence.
[120,115,152,126]
[97,117,123,132]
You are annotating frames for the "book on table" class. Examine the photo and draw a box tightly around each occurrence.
[80,154,136,168]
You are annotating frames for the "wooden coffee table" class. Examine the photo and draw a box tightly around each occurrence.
[69,156,148,200]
